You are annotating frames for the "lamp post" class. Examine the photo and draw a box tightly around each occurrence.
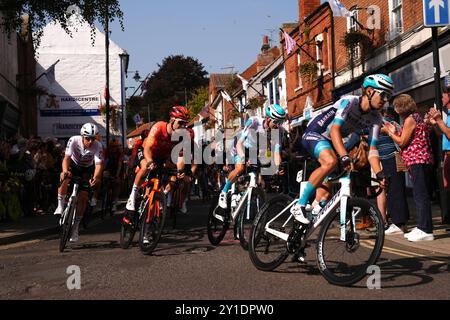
[119,52,130,149]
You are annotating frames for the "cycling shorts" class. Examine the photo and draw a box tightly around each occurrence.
[302,131,333,159]
[69,160,94,192]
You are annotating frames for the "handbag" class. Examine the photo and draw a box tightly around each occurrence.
[349,138,369,170]
[393,143,407,172]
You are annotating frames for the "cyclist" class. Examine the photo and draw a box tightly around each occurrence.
[290,74,391,224]
[218,103,287,209]
[125,128,151,211]
[54,123,104,242]
[125,106,189,213]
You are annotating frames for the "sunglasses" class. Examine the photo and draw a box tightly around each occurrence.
[374,89,392,101]
[177,120,187,126]
[83,136,95,142]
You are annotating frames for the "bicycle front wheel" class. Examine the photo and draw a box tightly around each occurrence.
[316,197,384,286]
[238,187,266,251]
[249,194,293,271]
[59,202,76,253]
[207,193,230,246]
[139,192,167,255]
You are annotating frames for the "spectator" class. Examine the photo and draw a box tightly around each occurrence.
[379,107,410,235]
[384,94,434,242]
[427,82,450,194]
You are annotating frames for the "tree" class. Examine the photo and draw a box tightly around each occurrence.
[143,55,208,121]
[187,86,208,121]
[126,96,146,129]
[0,0,124,49]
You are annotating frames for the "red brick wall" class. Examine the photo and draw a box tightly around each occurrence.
[335,0,424,73]
[286,4,333,118]
[299,0,321,21]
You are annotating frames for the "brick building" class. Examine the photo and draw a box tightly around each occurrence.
[286,0,450,122]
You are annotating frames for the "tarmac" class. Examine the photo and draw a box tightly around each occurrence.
[1,197,450,256]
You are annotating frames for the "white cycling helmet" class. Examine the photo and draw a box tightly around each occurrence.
[80,123,99,138]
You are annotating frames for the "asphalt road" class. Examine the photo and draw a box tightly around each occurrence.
[1,199,450,300]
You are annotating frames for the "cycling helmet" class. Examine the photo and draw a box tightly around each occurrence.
[265,104,287,124]
[170,106,189,121]
[80,123,99,137]
[363,74,394,95]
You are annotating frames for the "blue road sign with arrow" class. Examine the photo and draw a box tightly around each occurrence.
[423,0,450,27]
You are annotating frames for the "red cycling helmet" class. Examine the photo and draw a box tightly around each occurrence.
[170,106,189,121]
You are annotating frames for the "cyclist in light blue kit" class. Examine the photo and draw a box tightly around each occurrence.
[291,74,391,224]
[218,104,287,209]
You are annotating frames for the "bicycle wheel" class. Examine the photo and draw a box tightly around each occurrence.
[59,201,76,253]
[120,209,139,249]
[206,193,230,246]
[316,197,384,286]
[249,194,293,271]
[139,192,167,255]
[238,187,266,251]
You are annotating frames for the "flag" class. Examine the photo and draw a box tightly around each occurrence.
[237,74,249,91]
[221,91,232,103]
[328,0,352,17]
[284,31,296,55]
[44,60,59,84]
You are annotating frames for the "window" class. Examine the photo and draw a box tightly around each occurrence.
[390,0,403,37]
[267,78,280,105]
[296,52,303,89]
[347,7,360,59]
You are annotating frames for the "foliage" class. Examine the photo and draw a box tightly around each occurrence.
[341,31,373,71]
[187,86,208,121]
[98,103,120,130]
[0,0,124,49]
[143,55,209,122]
[247,95,266,110]
[303,24,311,40]
[299,61,318,84]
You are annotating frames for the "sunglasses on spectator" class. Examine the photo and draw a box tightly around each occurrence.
[373,89,392,101]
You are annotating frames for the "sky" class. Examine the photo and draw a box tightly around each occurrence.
[107,0,299,90]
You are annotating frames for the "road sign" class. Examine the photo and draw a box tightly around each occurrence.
[423,0,450,27]
[133,114,141,124]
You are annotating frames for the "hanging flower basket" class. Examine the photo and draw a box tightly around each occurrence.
[247,95,267,110]
[341,31,373,71]
[299,61,318,84]
[98,104,120,130]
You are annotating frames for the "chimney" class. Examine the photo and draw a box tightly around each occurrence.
[261,35,270,52]
[299,0,321,21]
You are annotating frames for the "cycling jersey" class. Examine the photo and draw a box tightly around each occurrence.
[65,136,103,167]
[146,121,175,162]
[302,96,382,158]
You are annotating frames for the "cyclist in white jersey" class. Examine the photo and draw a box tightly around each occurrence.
[291,74,392,224]
[54,123,104,242]
[218,104,287,209]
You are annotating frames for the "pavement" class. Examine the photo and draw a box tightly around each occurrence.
[1,196,450,256]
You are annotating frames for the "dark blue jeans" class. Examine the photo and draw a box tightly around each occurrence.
[382,156,409,226]
[409,164,433,233]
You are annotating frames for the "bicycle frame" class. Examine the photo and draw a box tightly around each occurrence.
[60,180,79,227]
[141,178,162,223]
[264,171,356,242]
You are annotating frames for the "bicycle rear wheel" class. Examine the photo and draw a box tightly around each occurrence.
[316,197,384,286]
[249,194,293,271]
[238,187,266,251]
[139,192,167,255]
[207,193,230,246]
[59,202,76,253]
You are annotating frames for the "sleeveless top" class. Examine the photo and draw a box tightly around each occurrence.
[400,113,433,166]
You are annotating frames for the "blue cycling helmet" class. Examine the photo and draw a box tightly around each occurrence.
[265,103,287,124]
[363,74,394,95]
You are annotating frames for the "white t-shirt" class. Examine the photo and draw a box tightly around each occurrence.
[65,136,103,167]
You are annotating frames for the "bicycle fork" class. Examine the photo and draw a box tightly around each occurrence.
[60,183,79,226]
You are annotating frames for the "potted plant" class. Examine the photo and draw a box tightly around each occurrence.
[341,31,373,72]
[247,95,267,110]
[299,61,319,84]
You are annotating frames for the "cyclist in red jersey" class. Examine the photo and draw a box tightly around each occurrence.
[125,107,189,211]
[125,129,150,211]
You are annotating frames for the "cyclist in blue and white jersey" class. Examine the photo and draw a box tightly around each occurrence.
[218,104,287,209]
[291,74,392,224]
